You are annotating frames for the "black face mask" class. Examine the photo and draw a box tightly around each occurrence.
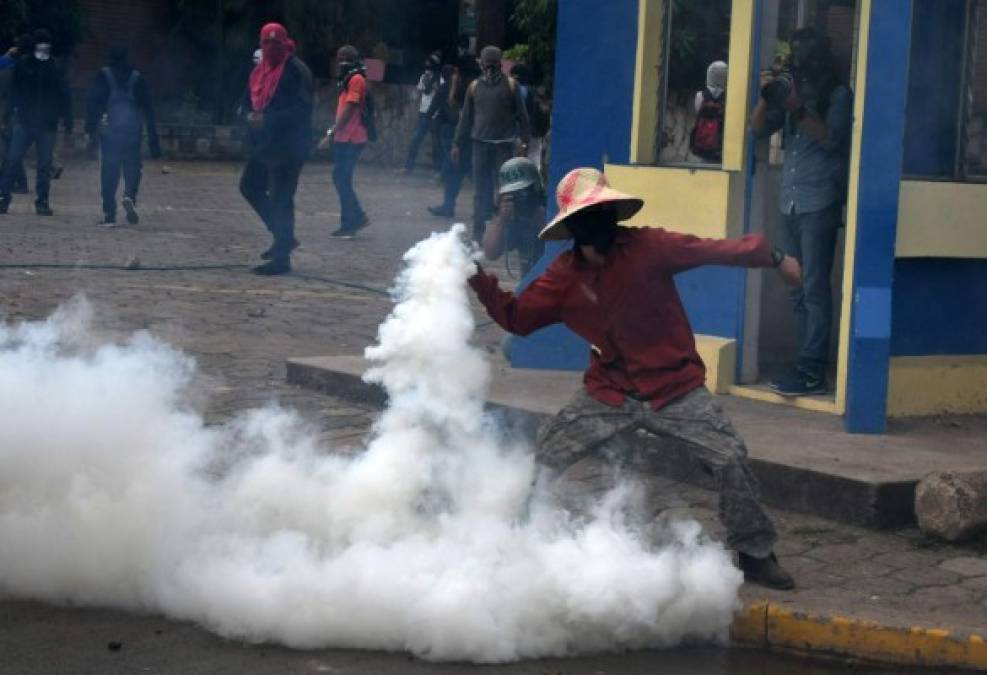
[565,208,619,255]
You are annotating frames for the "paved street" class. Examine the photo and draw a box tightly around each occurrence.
[0,160,984,674]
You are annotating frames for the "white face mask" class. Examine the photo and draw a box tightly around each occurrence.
[34,44,52,61]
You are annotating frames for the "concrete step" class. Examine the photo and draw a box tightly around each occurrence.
[286,355,987,530]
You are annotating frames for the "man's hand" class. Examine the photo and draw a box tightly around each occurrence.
[317,129,334,151]
[759,69,775,90]
[777,255,802,286]
[783,87,804,113]
[450,144,460,164]
[497,194,515,222]
[247,111,264,129]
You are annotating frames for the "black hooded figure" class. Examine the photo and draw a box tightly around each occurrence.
[85,45,161,225]
[0,29,72,216]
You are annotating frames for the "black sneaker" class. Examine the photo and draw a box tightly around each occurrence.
[51,165,64,180]
[739,552,795,591]
[122,196,139,224]
[35,202,53,216]
[330,228,355,240]
[428,205,454,218]
[261,238,300,260]
[769,370,827,397]
[97,214,118,227]
[252,258,291,276]
[0,195,9,214]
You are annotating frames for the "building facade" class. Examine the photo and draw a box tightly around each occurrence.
[511,0,987,433]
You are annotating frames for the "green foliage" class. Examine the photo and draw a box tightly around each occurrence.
[0,1,27,46]
[503,44,529,63]
[1,0,86,54]
[666,0,731,92]
[510,0,557,87]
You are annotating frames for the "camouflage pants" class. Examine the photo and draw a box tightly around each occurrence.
[537,386,777,558]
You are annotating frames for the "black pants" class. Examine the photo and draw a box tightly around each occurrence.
[471,141,513,242]
[239,156,303,261]
[100,138,142,218]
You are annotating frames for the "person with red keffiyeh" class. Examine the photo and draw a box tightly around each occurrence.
[238,23,314,276]
[469,167,802,590]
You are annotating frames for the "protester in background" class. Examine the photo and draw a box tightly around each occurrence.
[403,51,441,173]
[319,44,370,240]
[509,63,550,174]
[0,35,30,195]
[85,46,161,226]
[452,45,530,242]
[0,30,72,217]
[481,157,545,277]
[428,58,478,219]
[751,28,851,396]
[253,48,262,66]
[690,60,728,163]
[238,23,314,275]
[469,167,801,591]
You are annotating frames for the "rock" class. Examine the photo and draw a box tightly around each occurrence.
[915,471,987,542]
[940,557,987,577]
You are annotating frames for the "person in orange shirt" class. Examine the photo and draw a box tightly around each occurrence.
[319,45,371,239]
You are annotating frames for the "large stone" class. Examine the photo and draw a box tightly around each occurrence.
[915,471,987,542]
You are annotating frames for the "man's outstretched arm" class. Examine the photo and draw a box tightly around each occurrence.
[469,263,565,336]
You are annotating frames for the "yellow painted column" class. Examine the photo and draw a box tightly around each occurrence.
[630,0,664,164]
[722,0,756,171]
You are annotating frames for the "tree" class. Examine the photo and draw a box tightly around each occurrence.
[508,0,557,87]
[1,0,86,55]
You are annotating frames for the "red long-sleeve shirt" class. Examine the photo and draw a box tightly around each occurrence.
[470,227,774,410]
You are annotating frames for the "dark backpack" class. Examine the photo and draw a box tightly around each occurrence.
[102,67,141,141]
[344,71,377,143]
[689,88,725,162]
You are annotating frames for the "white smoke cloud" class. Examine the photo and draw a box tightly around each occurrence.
[0,225,743,662]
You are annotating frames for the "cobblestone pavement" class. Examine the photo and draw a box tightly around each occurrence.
[1,159,985,664]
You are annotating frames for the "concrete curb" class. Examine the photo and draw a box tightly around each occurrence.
[731,601,987,671]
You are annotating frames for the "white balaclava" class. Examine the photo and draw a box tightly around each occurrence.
[253,48,262,65]
[706,61,728,99]
[34,42,52,62]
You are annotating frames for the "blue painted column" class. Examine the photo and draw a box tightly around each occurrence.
[844,0,913,433]
[508,0,639,371]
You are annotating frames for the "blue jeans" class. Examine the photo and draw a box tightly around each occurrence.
[437,122,468,213]
[240,156,303,261]
[779,204,842,378]
[0,124,55,203]
[404,112,431,171]
[332,142,366,232]
[100,136,142,217]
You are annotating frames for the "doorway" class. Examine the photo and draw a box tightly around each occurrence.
[735,0,861,412]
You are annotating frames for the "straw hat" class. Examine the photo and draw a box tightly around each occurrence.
[538,168,644,241]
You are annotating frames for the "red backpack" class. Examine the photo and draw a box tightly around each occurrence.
[690,88,725,162]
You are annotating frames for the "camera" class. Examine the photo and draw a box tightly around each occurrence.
[761,69,795,109]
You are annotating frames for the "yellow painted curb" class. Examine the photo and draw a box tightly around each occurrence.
[732,602,987,670]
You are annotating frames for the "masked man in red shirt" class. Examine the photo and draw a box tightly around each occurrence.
[469,167,801,590]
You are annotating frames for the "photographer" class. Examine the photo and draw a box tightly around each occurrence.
[751,28,852,397]
[481,157,545,277]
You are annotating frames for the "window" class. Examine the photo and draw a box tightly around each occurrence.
[903,0,987,181]
[654,0,732,166]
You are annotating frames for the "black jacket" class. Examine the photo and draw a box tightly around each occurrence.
[240,56,314,163]
[85,66,160,154]
[7,55,72,133]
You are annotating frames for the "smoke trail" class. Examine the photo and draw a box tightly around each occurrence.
[0,225,742,662]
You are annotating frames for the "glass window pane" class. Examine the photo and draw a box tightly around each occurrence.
[903,0,967,179]
[656,0,732,166]
[963,0,987,177]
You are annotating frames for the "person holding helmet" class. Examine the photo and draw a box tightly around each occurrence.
[481,157,545,276]
[469,167,802,591]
